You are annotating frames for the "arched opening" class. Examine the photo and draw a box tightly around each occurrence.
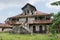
[33,26,36,33]
[39,25,43,33]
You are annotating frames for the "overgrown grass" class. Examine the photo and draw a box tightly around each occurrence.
[0,33,60,40]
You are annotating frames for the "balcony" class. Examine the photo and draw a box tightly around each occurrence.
[6,19,52,25]
[27,20,52,24]
[33,20,52,24]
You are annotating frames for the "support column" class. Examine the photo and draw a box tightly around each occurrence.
[42,26,45,31]
[30,26,33,33]
[46,25,49,33]
[42,25,45,33]
[0,28,2,32]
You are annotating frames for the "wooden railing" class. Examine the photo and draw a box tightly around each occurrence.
[6,20,52,24]
[33,20,52,23]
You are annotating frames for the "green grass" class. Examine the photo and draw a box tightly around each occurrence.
[0,33,60,40]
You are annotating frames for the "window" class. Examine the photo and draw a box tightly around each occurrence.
[35,17,37,19]
[31,11,33,15]
[35,16,44,20]
[24,11,26,15]
[26,18,28,22]
[27,10,29,13]
[39,17,43,20]
[12,19,16,21]
[46,16,50,20]
[17,19,19,21]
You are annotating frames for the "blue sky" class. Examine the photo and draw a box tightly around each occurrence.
[0,0,60,23]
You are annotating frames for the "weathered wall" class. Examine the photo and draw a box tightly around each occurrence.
[0,28,2,32]
[18,18,26,23]
[17,17,35,23]
[23,5,36,15]
[3,28,12,32]
[29,25,48,33]
[28,17,35,23]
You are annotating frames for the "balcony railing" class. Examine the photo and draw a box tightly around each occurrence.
[6,19,52,24]
[33,20,52,24]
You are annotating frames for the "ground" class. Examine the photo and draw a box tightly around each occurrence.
[0,33,60,40]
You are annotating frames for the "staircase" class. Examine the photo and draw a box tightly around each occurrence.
[19,23,32,34]
[11,22,32,34]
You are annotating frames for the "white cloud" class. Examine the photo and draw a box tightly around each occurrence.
[0,11,18,23]
[8,11,19,17]
[0,0,59,10]
[0,0,60,23]
[28,0,41,4]
[0,0,41,23]
[0,0,42,10]
[0,15,7,23]
[0,0,28,10]
[48,0,60,2]
[0,3,21,10]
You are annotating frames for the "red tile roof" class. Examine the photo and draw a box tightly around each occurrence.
[8,11,51,19]
[0,23,12,28]
[35,11,49,15]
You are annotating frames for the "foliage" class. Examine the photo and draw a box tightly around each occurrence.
[51,1,60,6]
[53,12,60,27]
[50,12,60,34]
[49,12,60,40]
[0,33,60,40]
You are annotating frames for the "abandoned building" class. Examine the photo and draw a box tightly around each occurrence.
[0,23,12,32]
[4,3,52,33]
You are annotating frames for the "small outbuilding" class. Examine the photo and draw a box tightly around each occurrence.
[0,23,12,32]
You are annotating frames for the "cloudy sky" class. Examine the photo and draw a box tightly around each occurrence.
[0,0,60,23]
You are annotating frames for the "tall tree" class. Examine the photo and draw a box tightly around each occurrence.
[49,1,60,40]
[50,1,60,34]
[51,12,60,30]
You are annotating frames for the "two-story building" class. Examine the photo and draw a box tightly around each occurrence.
[5,3,52,33]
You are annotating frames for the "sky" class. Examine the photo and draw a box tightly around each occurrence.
[0,0,60,23]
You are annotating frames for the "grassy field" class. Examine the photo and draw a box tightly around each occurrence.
[0,33,60,40]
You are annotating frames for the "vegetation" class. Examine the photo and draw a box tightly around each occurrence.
[0,1,60,40]
[50,1,60,38]
[50,12,60,33]
[1,13,60,40]
[51,1,60,6]
[50,0,60,36]
[48,12,60,40]
[0,33,60,40]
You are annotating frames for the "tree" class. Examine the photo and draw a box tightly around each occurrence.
[50,1,60,34]
[49,12,60,40]
[51,1,60,6]
[50,12,60,33]
[49,1,60,40]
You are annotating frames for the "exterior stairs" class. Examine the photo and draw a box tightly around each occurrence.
[19,23,32,34]
[10,23,32,34]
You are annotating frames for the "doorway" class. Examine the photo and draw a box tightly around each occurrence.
[33,26,36,33]
[39,26,43,33]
